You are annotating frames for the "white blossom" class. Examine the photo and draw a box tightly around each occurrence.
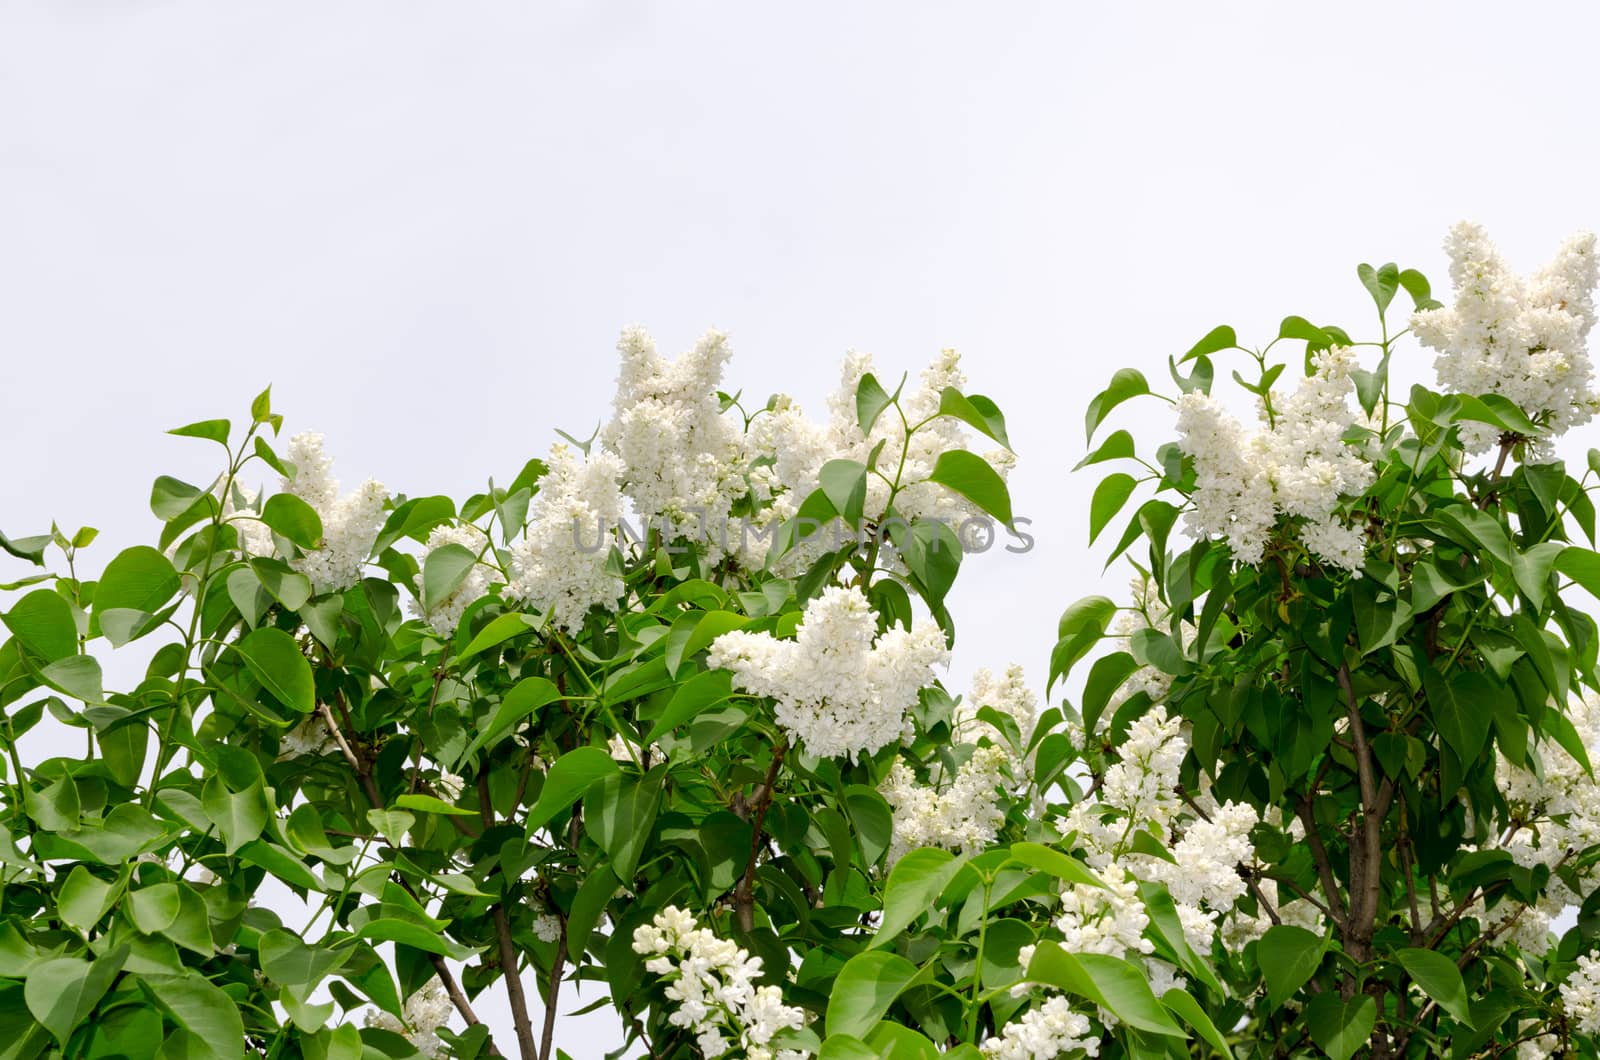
[708,585,948,761]
[1414,221,1599,457]
[980,995,1100,1060]
[1052,864,1153,960]
[281,432,390,595]
[505,443,627,634]
[1563,954,1600,1036]
[1175,347,1372,572]
[631,906,810,1060]
[881,745,1010,863]
[365,977,453,1058]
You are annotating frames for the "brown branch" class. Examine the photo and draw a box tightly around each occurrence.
[1295,797,1348,928]
[733,739,788,933]
[478,770,540,1060]
[318,696,498,1054]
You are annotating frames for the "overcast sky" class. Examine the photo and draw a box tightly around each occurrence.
[4,2,1600,1055]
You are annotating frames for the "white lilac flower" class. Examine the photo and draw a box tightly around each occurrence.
[1414,221,1599,457]
[602,328,748,564]
[505,443,627,635]
[631,906,811,1060]
[409,523,500,635]
[532,911,563,944]
[365,977,454,1058]
[277,714,336,760]
[980,994,1100,1060]
[1066,705,1186,866]
[1147,800,1257,911]
[955,664,1040,758]
[1175,346,1372,572]
[281,432,390,595]
[1052,864,1153,960]
[708,585,948,761]
[1563,954,1600,1036]
[881,745,1010,863]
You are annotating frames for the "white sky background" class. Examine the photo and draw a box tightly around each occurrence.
[3,2,1600,1056]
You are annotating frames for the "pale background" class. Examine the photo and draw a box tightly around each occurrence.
[3,2,1599,1055]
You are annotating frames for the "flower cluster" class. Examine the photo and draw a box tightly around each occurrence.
[1414,221,1600,456]
[881,745,1010,863]
[505,443,627,634]
[1175,347,1373,571]
[708,585,948,761]
[979,995,1099,1060]
[279,432,390,595]
[365,977,453,1058]
[631,906,810,1060]
[1564,955,1600,1036]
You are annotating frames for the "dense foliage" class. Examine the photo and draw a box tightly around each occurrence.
[4,222,1600,1060]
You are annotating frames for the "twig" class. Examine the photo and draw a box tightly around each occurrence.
[733,739,788,933]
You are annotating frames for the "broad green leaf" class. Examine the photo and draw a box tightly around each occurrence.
[1180,325,1237,364]
[249,558,313,612]
[1357,262,1400,316]
[461,676,561,761]
[1074,429,1134,472]
[1257,924,1324,1009]
[261,494,323,551]
[1088,473,1136,545]
[130,882,183,934]
[201,775,270,855]
[819,460,869,526]
[1081,651,1138,734]
[259,928,348,989]
[145,973,244,1060]
[856,373,894,436]
[826,951,920,1038]
[645,668,735,744]
[356,919,474,960]
[421,543,476,612]
[56,866,116,935]
[238,839,322,891]
[95,546,180,614]
[1006,843,1103,889]
[1512,542,1565,610]
[26,775,80,831]
[1305,992,1376,1060]
[938,388,1012,450]
[525,748,620,833]
[39,655,103,704]
[928,450,1013,525]
[666,610,751,676]
[167,419,230,445]
[587,769,664,882]
[1161,988,1231,1056]
[1425,667,1494,768]
[365,809,415,845]
[1396,947,1472,1027]
[3,590,78,662]
[457,612,538,661]
[234,627,315,714]
[1556,547,1600,599]
[870,848,968,948]
[1085,368,1151,442]
[394,794,476,817]
[1024,943,1185,1037]
[25,950,126,1046]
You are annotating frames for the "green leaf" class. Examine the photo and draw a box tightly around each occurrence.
[1180,325,1238,364]
[356,919,474,960]
[1074,429,1134,472]
[1006,843,1103,890]
[819,460,869,527]
[1556,547,1600,599]
[238,839,322,891]
[457,612,538,662]
[26,775,80,831]
[1425,667,1495,768]
[826,951,920,1038]
[130,882,183,935]
[1398,268,1434,309]
[1278,315,1330,346]
[40,655,103,704]
[234,627,315,714]
[1024,943,1185,1037]
[525,748,620,833]
[25,950,126,1046]
[1085,368,1151,442]
[56,866,116,935]
[1305,992,1376,1060]
[167,419,230,445]
[645,668,734,744]
[250,385,273,423]
[1257,924,1324,1009]
[146,973,244,1060]
[421,543,476,612]
[1357,262,1400,317]
[201,775,270,855]
[259,928,347,989]
[1081,652,1138,734]
[150,476,205,520]
[461,676,561,762]
[1088,473,1136,545]
[95,546,179,614]
[938,388,1012,450]
[1396,947,1472,1027]
[927,450,1013,525]
[365,809,414,845]
[3,589,78,663]
[665,610,751,677]
[856,373,895,436]
[0,529,49,565]
[1161,988,1231,1056]
[260,494,323,551]
[871,848,969,948]
[250,558,313,612]
[394,793,476,817]
[587,770,664,882]
[1513,542,1566,610]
